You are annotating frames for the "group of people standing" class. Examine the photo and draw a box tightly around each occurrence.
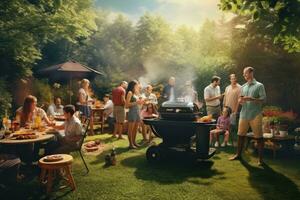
[160,67,267,165]
[204,67,266,165]
[111,81,158,149]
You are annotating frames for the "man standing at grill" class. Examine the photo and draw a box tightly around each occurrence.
[112,81,128,139]
[229,67,266,166]
[162,77,176,102]
[204,76,223,119]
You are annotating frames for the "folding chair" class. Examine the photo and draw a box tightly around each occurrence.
[72,118,90,174]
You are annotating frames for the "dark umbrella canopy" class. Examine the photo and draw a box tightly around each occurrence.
[37,60,104,82]
[37,60,104,103]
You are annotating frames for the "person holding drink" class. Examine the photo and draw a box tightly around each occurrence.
[126,80,144,149]
[14,95,54,162]
[16,95,53,128]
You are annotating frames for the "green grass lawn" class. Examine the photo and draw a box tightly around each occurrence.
[1,133,300,200]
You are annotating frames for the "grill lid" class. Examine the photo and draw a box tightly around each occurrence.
[159,101,200,121]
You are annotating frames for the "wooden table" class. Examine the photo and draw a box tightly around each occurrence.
[39,154,75,193]
[91,107,105,134]
[245,133,295,158]
[0,129,55,145]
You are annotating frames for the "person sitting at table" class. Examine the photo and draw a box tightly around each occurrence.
[140,103,158,143]
[47,97,64,116]
[15,95,54,162]
[47,105,83,154]
[16,95,53,127]
[0,154,23,184]
[103,94,114,133]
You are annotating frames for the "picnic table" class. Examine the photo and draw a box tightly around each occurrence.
[91,106,105,134]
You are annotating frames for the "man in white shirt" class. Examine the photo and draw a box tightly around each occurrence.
[204,76,223,119]
[103,94,115,132]
[47,97,64,116]
[46,105,83,154]
[144,85,158,105]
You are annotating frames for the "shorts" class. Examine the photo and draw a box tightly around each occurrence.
[238,114,263,138]
[113,106,125,123]
[128,106,141,122]
[206,105,221,119]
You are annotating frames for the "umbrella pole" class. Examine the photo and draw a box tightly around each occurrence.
[69,78,72,104]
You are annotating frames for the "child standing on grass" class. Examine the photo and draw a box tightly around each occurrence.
[210,106,231,147]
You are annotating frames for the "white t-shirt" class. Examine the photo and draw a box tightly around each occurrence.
[204,84,221,106]
[103,100,113,118]
[47,104,64,116]
[64,115,82,137]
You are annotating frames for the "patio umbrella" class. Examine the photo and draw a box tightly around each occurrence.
[37,60,105,103]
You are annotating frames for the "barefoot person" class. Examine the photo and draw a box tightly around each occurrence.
[229,67,266,165]
[126,80,144,149]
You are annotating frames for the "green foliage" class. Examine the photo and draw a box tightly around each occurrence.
[134,13,173,61]
[0,80,12,120]
[219,0,300,52]
[0,0,97,79]
[31,79,52,107]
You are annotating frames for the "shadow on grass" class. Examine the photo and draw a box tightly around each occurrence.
[121,153,225,185]
[240,159,300,200]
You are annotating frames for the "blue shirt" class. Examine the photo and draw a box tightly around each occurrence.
[240,79,266,120]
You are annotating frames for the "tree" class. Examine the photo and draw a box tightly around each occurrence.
[134,13,173,62]
[219,0,300,52]
[0,0,97,79]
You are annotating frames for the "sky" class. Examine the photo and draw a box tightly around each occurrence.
[95,0,226,28]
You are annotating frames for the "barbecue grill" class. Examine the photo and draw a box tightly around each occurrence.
[144,101,216,163]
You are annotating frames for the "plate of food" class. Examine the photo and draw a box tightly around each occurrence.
[54,115,65,121]
[12,133,38,140]
[13,129,35,136]
[84,141,101,152]
[43,155,63,162]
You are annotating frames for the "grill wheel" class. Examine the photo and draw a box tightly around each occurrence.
[146,145,163,163]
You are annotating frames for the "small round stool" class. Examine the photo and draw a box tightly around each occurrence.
[38,154,76,194]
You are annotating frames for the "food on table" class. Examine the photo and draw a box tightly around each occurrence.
[198,115,213,123]
[15,134,38,140]
[13,129,35,136]
[43,155,63,162]
[12,129,38,139]
[54,115,65,121]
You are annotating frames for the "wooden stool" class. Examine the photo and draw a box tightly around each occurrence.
[38,154,76,194]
